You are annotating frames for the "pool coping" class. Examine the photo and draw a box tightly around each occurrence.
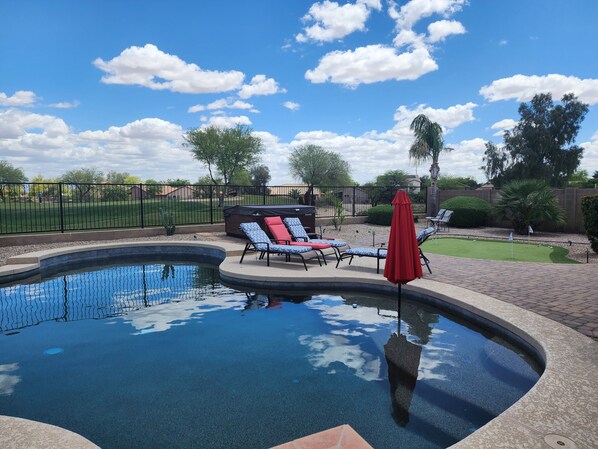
[0,240,596,449]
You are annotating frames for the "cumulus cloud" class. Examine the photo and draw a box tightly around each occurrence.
[296,0,381,43]
[283,101,300,111]
[93,44,245,94]
[580,130,598,176]
[391,0,468,30]
[49,100,80,109]
[0,109,204,182]
[490,118,517,136]
[427,19,466,43]
[188,99,254,113]
[305,45,438,86]
[201,115,252,129]
[304,0,467,87]
[0,90,38,107]
[238,74,286,99]
[479,74,598,104]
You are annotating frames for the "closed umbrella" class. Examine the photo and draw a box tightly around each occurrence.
[383,190,423,319]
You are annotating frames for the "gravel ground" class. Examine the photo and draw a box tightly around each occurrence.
[1,223,595,265]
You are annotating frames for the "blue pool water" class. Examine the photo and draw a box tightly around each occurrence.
[0,262,541,449]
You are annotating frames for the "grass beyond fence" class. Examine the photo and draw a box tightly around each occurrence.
[0,182,426,235]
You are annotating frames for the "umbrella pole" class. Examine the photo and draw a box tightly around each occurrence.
[397,283,402,324]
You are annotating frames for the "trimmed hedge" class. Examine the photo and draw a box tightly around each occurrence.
[581,194,598,253]
[366,205,394,225]
[439,196,491,228]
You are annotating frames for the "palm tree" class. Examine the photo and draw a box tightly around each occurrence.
[409,114,452,214]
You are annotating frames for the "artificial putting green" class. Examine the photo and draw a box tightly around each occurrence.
[420,237,578,263]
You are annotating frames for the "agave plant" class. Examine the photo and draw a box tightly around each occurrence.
[494,180,565,234]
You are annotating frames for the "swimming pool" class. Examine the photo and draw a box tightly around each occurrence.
[0,261,541,449]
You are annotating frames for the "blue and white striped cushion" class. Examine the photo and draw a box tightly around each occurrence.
[284,217,347,247]
[309,238,347,248]
[345,247,387,258]
[240,222,312,253]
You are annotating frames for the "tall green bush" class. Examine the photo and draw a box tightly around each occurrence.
[439,196,490,228]
[493,180,565,234]
[366,205,394,225]
[581,194,598,253]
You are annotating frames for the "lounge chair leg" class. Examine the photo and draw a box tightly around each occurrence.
[267,251,270,267]
[300,254,308,271]
[318,249,327,265]
[240,244,250,264]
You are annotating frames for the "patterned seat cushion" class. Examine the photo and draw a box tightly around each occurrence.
[345,247,387,258]
[283,217,347,247]
[240,222,312,253]
[417,226,437,243]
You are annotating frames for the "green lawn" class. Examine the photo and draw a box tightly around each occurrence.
[421,237,578,263]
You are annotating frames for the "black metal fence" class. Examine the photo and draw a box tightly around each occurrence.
[0,182,426,235]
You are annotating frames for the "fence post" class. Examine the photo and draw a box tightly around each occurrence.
[58,182,65,233]
[352,186,356,217]
[139,183,145,228]
[262,185,266,205]
[209,184,213,224]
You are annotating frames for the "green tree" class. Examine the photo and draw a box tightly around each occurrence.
[288,144,351,205]
[493,180,565,234]
[363,169,408,205]
[184,125,262,186]
[144,179,162,197]
[103,171,131,201]
[0,160,28,202]
[60,167,104,202]
[437,175,480,190]
[567,170,589,188]
[483,93,589,188]
[249,164,271,186]
[409,114,453,214]
[165,178,190,186]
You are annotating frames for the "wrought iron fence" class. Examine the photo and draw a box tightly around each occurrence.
[0,182,426,235]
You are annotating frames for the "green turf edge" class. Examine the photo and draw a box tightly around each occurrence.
[421,237,579,264]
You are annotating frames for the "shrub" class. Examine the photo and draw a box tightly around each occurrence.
[493,180,565,234]
[439,196,491,228]
[581,194,598,253]
[366,205,394,225]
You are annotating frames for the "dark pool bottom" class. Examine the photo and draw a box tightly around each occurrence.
[0,262,541,449]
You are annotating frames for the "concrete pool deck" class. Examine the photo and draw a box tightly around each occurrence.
[0,240,596,449]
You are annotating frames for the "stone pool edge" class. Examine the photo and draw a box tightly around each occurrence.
[1,240,596,449]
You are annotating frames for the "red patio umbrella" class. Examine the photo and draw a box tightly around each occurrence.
[383,190,423,319]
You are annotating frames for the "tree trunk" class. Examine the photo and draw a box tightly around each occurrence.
[429,162,440,215]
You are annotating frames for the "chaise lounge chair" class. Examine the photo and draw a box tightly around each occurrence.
[335,246,388,273]
[239,222,319,271]
[431,210,453,231]
[264,216,334,264]
[416,226,436,273]
[426,209,446,227]
[282,217,349,260]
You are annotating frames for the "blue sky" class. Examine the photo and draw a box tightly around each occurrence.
[1,0,597,184]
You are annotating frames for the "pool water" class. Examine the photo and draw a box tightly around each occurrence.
[0,262,541,449]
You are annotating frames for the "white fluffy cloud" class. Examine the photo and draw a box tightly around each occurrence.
[93,44,245,94]
[201,115,252,129]
[296,0,381,43]
[580,130,598,176]
[283,101,300,111]
[304,0,467,87]
[188,99,254,113]
[237,75,286,99]
[305,45,438,86]
[48,100,80,109]
[490,118,517,136]
[390,0,468,30]
[0,109,203,181]
[480,74,598,104]
[427,19,466,42]
[0,90,38,107]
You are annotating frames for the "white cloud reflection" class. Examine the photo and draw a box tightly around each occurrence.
[0,363,21,396]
